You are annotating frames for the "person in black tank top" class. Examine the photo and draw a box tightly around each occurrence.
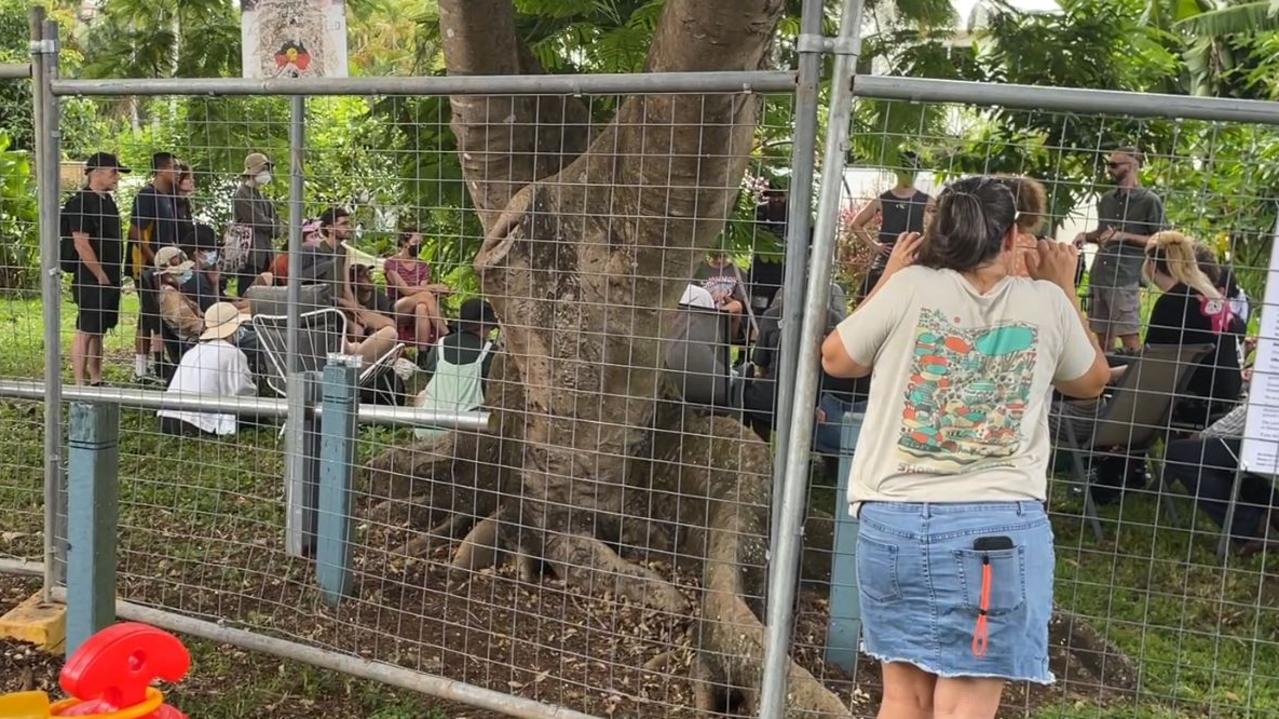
[848,157,936,299]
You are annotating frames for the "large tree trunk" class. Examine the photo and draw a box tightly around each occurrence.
[369,1,850,714]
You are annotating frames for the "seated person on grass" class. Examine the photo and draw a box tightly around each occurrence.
[345,262,400,366]
[154,246,203,345]
[414,298,499,440]
[157,302,257,437]
[664,284,737,409]
[182,223,261,313]
[384,227,451,347]
[1164,404,1277,557]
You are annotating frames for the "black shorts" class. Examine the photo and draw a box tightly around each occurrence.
[72,281,122,335]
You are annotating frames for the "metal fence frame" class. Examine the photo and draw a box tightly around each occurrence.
[5,0,1279,717]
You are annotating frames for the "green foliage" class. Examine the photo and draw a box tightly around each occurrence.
[80,0,241,79]
[0,132,37,293]
[0,0,32,152]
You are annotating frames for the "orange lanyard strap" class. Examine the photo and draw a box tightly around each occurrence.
[971,558,992,658]
[50,687,165,719]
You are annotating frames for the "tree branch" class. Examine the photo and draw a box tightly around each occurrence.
[438,0,591,230]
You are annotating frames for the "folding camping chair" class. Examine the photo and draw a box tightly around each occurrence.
[251,308,403,400]
[1054,342,1214,540]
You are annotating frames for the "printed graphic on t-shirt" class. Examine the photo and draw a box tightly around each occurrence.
[702,275,737,303]
[898,309,1038,467]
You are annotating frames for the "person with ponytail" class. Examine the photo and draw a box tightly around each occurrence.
[820,176,1110,718]
[998,175,1049,278]
[1144,231,1242,421]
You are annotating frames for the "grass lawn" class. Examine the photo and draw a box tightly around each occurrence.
[0,291,1276,717]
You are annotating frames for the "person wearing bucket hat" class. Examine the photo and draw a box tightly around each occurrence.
[157,302,257,437]
[61,152,129,386]
[230,151,283,296]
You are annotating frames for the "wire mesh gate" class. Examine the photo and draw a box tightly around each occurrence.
[0,1,1278,718]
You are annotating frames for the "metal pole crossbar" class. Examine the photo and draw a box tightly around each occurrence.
[0,381,491,430]
[0,63,30,79]
[851,74,1279,126]
[51,71,799,97]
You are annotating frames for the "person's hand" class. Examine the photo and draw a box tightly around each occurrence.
[94,271,110,286]
[816,406,827,424]
[1072,233,1087,249]
[426,284,453,296]
[1097,227,1117,245]
[883,232,923,277]
[1025,239,1079,292]
[875,241,891,256]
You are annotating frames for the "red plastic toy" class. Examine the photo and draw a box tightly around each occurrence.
[0,622,191,719]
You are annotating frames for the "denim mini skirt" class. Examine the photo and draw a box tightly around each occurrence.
[856,501,1055,684]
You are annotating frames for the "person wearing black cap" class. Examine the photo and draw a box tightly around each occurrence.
[414,298,499,439]
[61,152,130,386]
[127,151,182,383]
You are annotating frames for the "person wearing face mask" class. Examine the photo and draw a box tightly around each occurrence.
[230,152,284,297]
[384,227,451,346]
[181,223,260,313]
[154,246,204,344]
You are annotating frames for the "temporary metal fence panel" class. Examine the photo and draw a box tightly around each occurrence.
[780,84,1279,718]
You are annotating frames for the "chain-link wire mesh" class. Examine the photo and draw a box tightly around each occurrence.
[0,67,44,566]
[3,56,1279,719]
[17,89,812,717]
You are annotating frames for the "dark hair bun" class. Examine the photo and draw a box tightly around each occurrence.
[917,176,1016,273]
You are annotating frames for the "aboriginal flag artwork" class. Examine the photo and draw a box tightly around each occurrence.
[241,0,348,79]
[898,309,1038,467]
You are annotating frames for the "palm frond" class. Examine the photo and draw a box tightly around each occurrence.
[1175,1,1279,36]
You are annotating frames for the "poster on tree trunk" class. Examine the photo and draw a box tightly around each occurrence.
[241,0,348,79]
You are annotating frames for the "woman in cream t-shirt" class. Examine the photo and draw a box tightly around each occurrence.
[820,176,1109,718]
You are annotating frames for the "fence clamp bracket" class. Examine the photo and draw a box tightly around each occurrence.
[797,34,860,56]
[29,39,58,55]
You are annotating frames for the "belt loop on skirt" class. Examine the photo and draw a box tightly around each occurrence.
[922,503,932,519]
[1017,502,1026,516]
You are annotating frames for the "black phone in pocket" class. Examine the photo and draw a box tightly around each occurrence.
[974,536,1014,551]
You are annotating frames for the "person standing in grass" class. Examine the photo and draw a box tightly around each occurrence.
[1076,146,1168,353]
[821,176,1109,719]
[128,152,182,384]
[61,152,130,387]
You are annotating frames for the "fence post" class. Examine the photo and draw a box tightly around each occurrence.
[64,402,119,656]
[758,0,864,713]
[769,0,824,555]
[317,355,360,606]
[285,371,321,557]
[283,95,308,557]
[31,7,65,598]
[824,409,865,671]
